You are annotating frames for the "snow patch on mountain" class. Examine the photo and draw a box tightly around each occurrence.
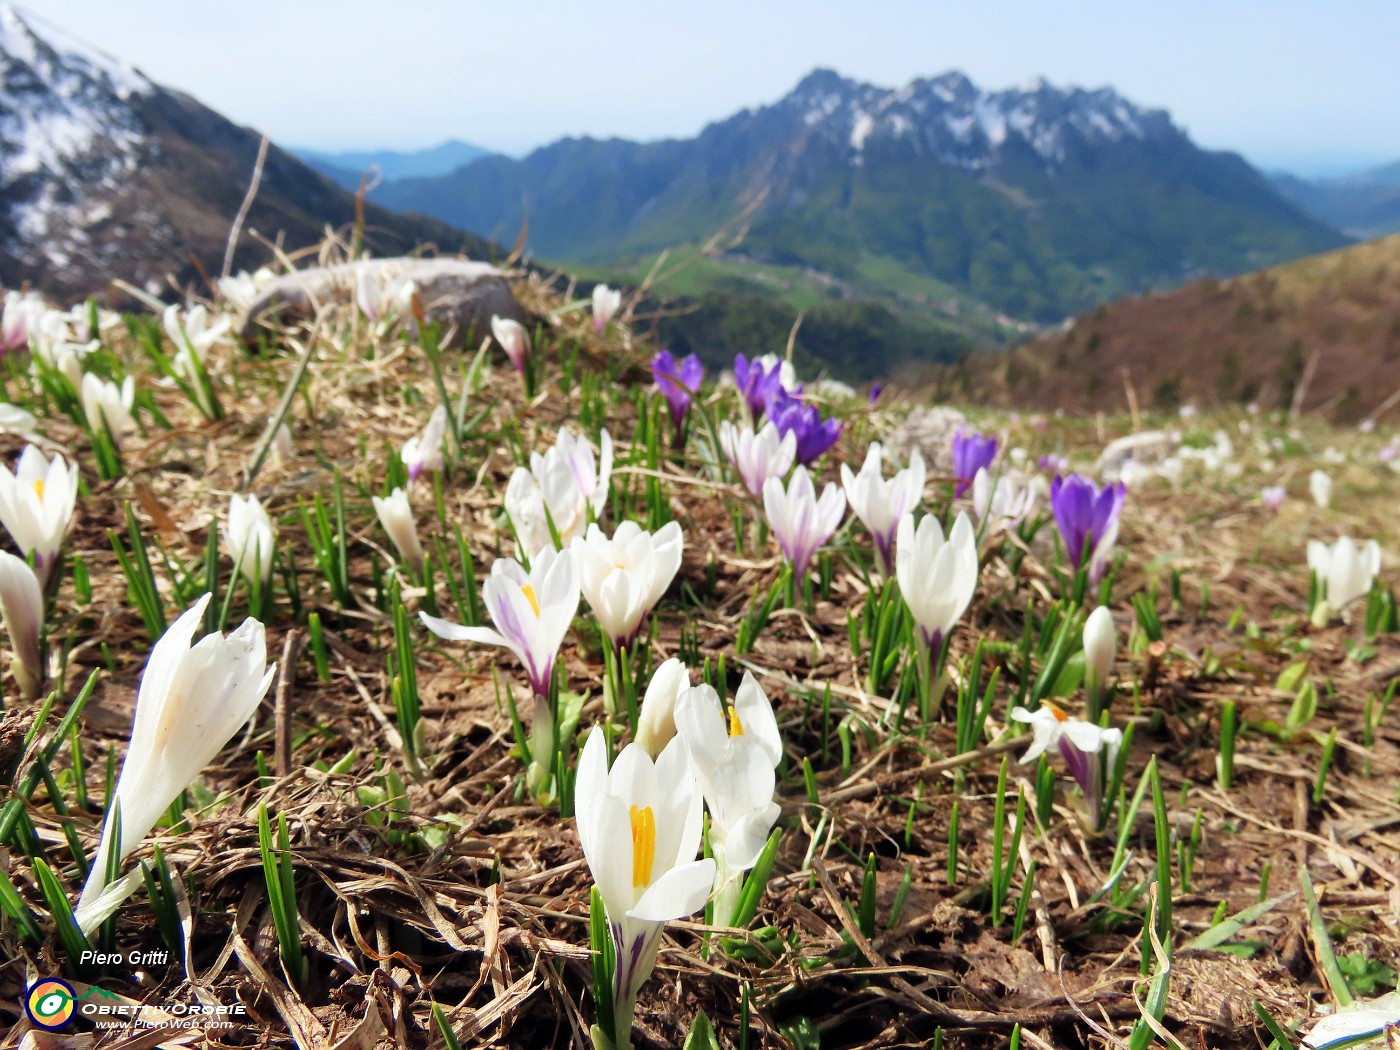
[0,3,154,271]
[783,68,1170,172]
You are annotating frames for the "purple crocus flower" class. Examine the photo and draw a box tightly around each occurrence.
[868,383,883,405]
[733,353,784,422]
[1050,474,1126,583]
[652,350,703,437]
[951,428,998,497]
[1038,453,1069,473]
[768,388,842,466]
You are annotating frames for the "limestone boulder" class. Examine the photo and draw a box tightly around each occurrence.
[1096,430,1180,480]
[238,258,523,347]
[884,405,968,476]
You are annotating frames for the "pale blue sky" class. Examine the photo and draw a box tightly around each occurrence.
[15,0,1400,175]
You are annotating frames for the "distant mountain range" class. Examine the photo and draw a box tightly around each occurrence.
[1269,160,1400,239]
[0,5,489,300]
[373,68,1347,330]
[932,231,1400,423]
[292,139,489,193]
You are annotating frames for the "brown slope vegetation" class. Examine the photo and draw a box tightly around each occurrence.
[930,233,1400,422]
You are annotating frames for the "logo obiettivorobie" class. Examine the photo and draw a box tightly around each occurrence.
[25,978,76,1031]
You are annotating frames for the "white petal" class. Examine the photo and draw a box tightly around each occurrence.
[628,858,717,922]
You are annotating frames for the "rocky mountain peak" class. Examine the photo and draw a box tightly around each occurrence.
[0,3,156,273]
[770,66,1174,170]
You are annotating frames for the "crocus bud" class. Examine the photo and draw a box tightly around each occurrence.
[1083,605,1115,712]
[491,316,529,374]
[80,373,136,446]
[895,511,979,653]
[402,406,448,484]
[0,550,44,698]
[372,488,424,575]
[270,423,293,466]
[635,658,689,757]
[1309,469,1332,509]
[592,284,622,334]
[74,595,275,932]
[225,493,276,593]
[1307,536,1381,621]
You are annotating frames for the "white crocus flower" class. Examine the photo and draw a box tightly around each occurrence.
[163,303,230,368]
[762,465,846,580]
[755,352,800,393]
[371,488,424,576]
[74,594,276,933]
[354,271,415,330]
[80,373,136,446]
[491,315,530,374]
[163,304,229,416]
[0,404,40,441]
[1010,703,1123,817]
[592,284,622,334]
[355,266,383,323]
[1302,992,1400,1049]
[971,468,1041,532]
[841,443,925,578]
[719,420,796,499]
[1082,605,1115,714]
[570,520,682,649]
[225,493,276,593]
[575,727,715,1050]
[895,511,978,651]
[65,302,120,344]
[423,549,580,800]
[0,550,44,698]
[402,405,448,484]
[635,658,689,758]
[1309,469,1333,509]
[420,548,579,702]
[674,674,783,926]
[0,445,79,587]
[1,290,46,352]
[216,267,274,312]
[30,309,93,389]
[1308,536,1381,621]
[505,427,613,558]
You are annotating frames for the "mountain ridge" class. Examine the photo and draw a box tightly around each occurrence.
[930,232,1400,422]
[0,4,492,300]
[1270,159,1400,239]
[292,138,490,192]
[376,66,1346,327]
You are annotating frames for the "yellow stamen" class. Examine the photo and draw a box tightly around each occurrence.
[629,805,655,888]
[1045,702,1068,722]
[727,705,744,737]
[521,584,540,617]
[32,479,44,501]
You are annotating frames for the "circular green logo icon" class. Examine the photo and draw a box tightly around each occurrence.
[25,978,76,1030]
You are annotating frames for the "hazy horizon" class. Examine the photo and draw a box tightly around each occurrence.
[11,0,1400,179]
